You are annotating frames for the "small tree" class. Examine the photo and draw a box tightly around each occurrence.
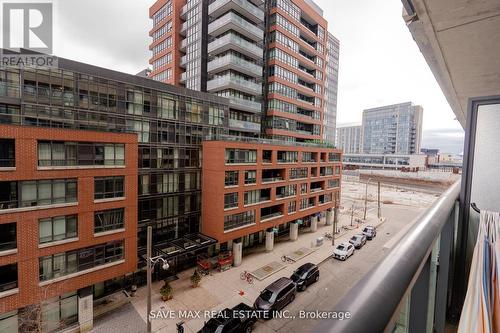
[190,269,202,288]
[160,280,173,301]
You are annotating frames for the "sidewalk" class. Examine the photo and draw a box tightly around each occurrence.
[127,212,385,333]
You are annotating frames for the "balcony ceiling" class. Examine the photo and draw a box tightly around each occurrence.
[403,0,500,128]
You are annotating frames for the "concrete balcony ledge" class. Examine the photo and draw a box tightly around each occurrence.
[208,12,264,42]
[207,75,261,95]
[209,0,264,23]
[208,34,263,59]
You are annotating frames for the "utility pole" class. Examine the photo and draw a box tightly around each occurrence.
[147,226,152,333]
[332,193,339,246]
[377,181,381,219]
[363,178,371,220]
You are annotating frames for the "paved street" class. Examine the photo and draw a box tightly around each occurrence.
[91,182,435,333]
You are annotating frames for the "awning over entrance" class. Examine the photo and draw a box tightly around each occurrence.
[139,233,217,263]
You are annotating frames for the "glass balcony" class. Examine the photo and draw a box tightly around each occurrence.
[207,54,262,78]
[228,119,261,132]
[208,12,264,42]
[208,33,263,60]
[207,75,261,96]
[228,96,262,114]
[208,0,264,24]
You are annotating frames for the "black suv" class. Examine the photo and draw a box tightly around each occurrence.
[290,263,319,291]
[254,277,296,318]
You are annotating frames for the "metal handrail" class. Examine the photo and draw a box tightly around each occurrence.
[313,180,461,333]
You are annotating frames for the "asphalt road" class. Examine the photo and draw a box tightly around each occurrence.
[254,205,426,333]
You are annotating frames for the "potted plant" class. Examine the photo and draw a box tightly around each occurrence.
[190,269,202,288]
[160,280,173,301]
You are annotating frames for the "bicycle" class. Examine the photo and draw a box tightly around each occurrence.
[240,270,254,284]
[324,232,333,240]
[281,255,293,263]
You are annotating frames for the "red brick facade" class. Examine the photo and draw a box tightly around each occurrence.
[0,125,138,313]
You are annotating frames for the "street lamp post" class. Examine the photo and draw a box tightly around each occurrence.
[146,226,170,333]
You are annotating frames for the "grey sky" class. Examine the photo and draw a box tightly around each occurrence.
[48,0,463,153]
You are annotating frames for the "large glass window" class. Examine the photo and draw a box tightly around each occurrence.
[225,149,256,164]
[277,151,298,163]
[224,193,238,209]
[0,263,17,292]
[39,241,124,281]
[38,141,124,167]
[0,223,16,251]
[41,292,78,333]
[94,176,124,200]
[19,179,77,207]
[0,139,15,167]
[224,171,239,187]
[94,208,125,233]
[244,170,256,185]
[39,215,77,244]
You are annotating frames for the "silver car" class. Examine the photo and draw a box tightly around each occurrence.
[349,234,367,249]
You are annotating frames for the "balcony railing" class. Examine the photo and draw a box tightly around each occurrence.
[261,211,283,221]
[313,181,461,333]
[208,33,263,59]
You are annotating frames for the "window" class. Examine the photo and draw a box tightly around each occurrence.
[262,150,272,163]
[244,190,260,205]
[302,152,317,163]
[276,184,296,198]
[290,168,308,179]
[300,183,307,194]
[39,215,77,244]
[41,292,78,333]
[224,193,238,209]
[38,141,124,167]
[0,139,15,167]
[244,170,256,185]
[0,223,16,251]
[328,152,340,162]
[224,211,255,231]
[225,171,239,187]
[94,176,124,200]
[19,179,77,207]
[225,149,256,164]
[277,151,298,163]
[39,241,124,281]
[288,201,296,213]
[0,263,17,292]
[328,179,339,188]
[94,208,124,233]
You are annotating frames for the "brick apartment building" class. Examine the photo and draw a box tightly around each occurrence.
[148,0,342,262]
[0,59,228,332]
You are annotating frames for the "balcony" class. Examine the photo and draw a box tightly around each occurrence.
[180,55,187,67]
[180,39,187,51]
[180,4,188,19]
[207,75,261,96]
[228,119,261,133]
[260,204,284,221]
[180,22,188,35]
[207,54,262,78]
[180,72,187,83]
[208,0,264,24]
[228,96,261,114]
[262,169,285,183]
[315,182,460,332]
[208,33,263,60]
[208,12,264,42]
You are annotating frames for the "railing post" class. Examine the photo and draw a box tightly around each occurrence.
[409,255,431,333]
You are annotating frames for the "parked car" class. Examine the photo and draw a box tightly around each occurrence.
[198,303,256,333]
[290,263,319,291]
[333,242,355,261]
[349,234,367,249]
[254,277,296,318]
[362,226,377,240]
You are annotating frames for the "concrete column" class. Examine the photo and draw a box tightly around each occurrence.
[326,210,333,226]
[78,287,93,333]
[319,211,326,224]
[233,241,243,267]
[290,222,299,241]
[265,230,274,252]
[311,215,318,232]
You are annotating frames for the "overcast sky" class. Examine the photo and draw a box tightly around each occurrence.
[48,0,464,153]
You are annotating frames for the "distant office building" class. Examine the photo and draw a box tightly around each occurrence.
[361,102,423,155]
[336,124,362,154]
[421,148,439,156]
[323,33,339,145]
[343,153,426,171]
